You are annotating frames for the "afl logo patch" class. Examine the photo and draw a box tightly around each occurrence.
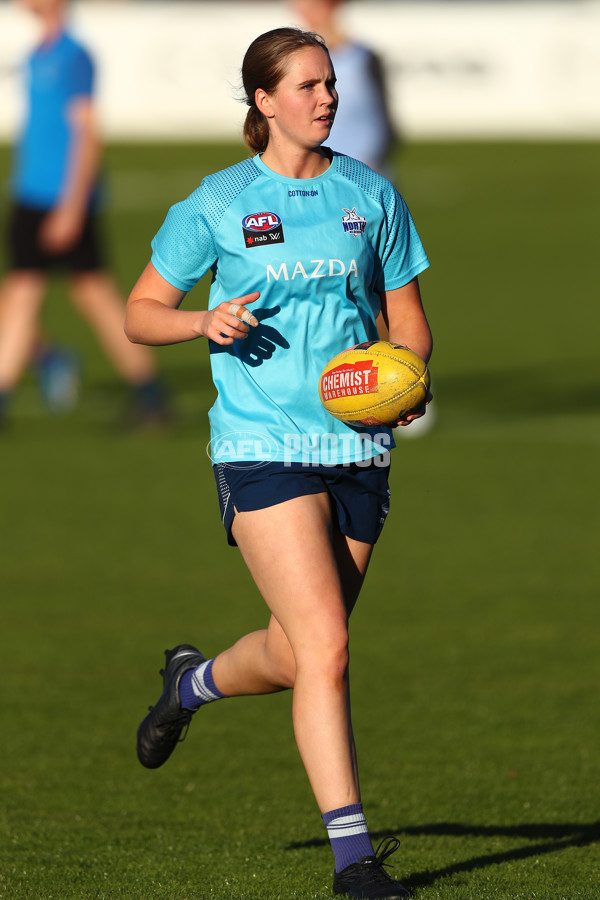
[242,211,285,248]
[242,212,281,231]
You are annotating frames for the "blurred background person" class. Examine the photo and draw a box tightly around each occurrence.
[290,0,397,177]
[0,0,171,430]
[291,0,436,437]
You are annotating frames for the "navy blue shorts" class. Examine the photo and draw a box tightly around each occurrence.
[7,203,105,272]
[213,458,391,547]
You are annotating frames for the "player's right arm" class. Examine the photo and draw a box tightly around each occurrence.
[125,262,259,347]
[40,96,101,254]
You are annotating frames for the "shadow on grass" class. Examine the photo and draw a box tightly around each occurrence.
[287,821,600,890]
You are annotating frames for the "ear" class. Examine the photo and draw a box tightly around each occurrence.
[255,88,274,119]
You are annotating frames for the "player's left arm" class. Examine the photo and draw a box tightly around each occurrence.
[40,96,101,253]
[380,276,432,363]
[380,276,433,425]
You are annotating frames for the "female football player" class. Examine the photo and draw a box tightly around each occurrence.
[126,27,432,899]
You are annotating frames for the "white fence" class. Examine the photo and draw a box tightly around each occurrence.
[1,1,599,140]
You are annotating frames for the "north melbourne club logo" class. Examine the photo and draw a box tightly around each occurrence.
[341,207,366,236]
[242,211,285,249]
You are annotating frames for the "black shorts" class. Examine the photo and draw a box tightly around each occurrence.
[6,203,105,272]
[213,458,391,547]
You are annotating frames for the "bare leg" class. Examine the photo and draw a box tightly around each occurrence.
[213,616,296,694]
[215,492,373,813]
[68,271,157,383]
[213,527,372,696]
[0,271,46,390]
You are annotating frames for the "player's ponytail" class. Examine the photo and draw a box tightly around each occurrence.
[241,27,329,154]
[243,105,270,155]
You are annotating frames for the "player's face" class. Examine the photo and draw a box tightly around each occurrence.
[262,46,338,152]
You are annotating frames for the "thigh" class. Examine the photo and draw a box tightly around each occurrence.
[213,461,330,547]
[0,270,46,323]
[231,492,350,650]
[258,529,373,685]
[333,531,374,617]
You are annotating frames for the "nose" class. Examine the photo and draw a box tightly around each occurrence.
[320,83,337,108]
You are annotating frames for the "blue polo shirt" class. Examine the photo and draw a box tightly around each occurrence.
[12,30,94,209]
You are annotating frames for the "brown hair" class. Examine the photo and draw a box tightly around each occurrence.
[241,27,330,154]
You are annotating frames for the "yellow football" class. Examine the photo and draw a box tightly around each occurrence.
[318,341,430,427]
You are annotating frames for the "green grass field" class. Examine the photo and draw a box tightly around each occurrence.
[1,141,599,900]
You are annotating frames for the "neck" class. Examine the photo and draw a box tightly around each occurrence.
[38,8,65,44]
[260,144,330,180]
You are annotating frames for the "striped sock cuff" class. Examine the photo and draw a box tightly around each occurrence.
[322,803,369,837]
[180,658,225,710]
[191,658,225,703]
[322,803,374,872]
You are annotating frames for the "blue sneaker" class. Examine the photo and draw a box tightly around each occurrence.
[37,347,81,413]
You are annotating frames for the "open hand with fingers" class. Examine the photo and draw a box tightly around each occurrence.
[201,292,260,345]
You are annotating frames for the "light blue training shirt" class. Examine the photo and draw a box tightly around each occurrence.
[151,152,429,465]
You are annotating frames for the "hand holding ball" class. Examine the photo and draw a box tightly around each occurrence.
[319,341,430,427]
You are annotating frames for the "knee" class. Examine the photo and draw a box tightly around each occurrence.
[302,630,350,687]
[269,636,351,692]
[68,273,99,309]
[69,272,117,313]
[1,271,45,304]
[324,638,350,684]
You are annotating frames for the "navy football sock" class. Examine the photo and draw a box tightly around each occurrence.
[132,377,168,412]
[322,803,375,872]
[179,658,225,710]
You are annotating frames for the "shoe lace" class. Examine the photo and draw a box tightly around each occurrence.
[145,704,193,743]
[361,836,401,883]
[163,709,193,742]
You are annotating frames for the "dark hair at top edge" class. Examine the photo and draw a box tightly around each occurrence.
[241,27,330,155]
